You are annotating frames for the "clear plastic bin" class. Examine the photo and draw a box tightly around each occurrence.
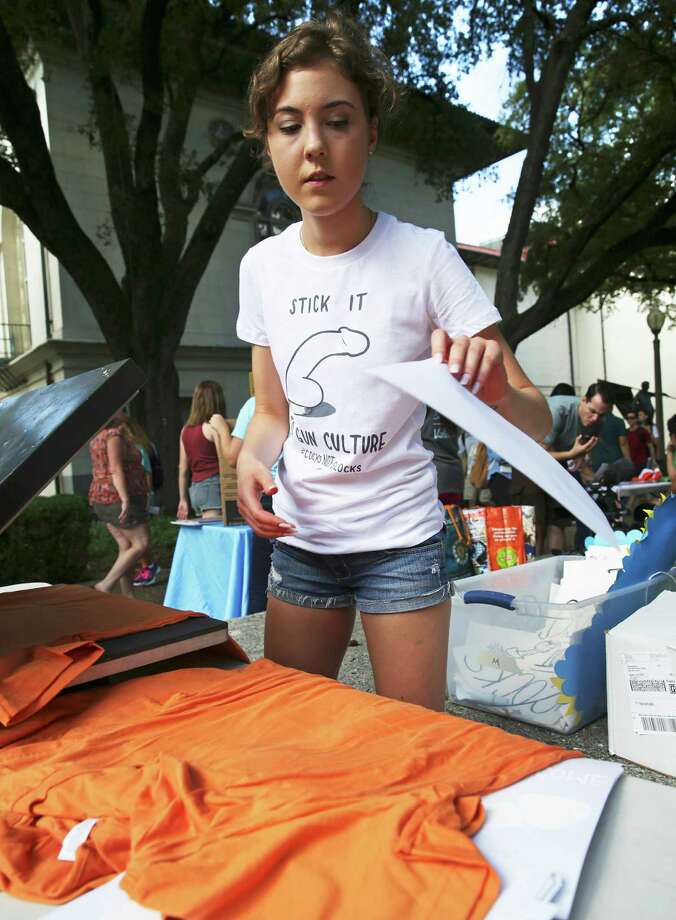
[447,556,673,734]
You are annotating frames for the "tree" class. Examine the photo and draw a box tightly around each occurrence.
[0,1,266,508]
[0,0,512,508]
[453,1,675,349]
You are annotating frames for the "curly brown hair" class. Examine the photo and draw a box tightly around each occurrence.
[245,12,398,155]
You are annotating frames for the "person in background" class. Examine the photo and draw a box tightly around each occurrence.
[550,382,576,397]
[210,395,255,471]
[210,396,279,505]
[626,408,656,473]
[590,410,630,473]
[541,382,612,552]
[211,397,279,614]
[667,415,676,493]
[121,416,161,587]
[88,409,149,596]
[458,430,479,505]
[637,406,659,447]
[634,381,654,421]
[420,407,464,506]
[177,381,227,520]
[487,448,512,506]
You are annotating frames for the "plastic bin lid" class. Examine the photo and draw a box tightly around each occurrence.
[0,360,145,535]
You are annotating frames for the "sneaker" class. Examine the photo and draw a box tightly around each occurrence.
[132,564,147,583]
[133,563,160,587]
[637,468,654,482]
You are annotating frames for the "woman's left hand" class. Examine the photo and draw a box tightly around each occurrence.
[118,498,130,525]
[431,329,508,406]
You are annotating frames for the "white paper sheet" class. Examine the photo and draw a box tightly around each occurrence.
[368,359,617,544]
[476,758,623,920]
[40,874,158,918]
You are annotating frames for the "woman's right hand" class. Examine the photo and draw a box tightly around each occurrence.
[176,499,189,520]
[237,454,295,538]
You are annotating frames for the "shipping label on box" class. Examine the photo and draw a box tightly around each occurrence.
[622,652,676,735]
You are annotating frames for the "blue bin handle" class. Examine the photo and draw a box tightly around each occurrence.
[462,590,516,611]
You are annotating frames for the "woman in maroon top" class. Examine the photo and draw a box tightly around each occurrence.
[88,409,150,595]
[625,409,656,472]
[177,381,235,519]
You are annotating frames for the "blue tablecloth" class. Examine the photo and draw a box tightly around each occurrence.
[164,524,254,620]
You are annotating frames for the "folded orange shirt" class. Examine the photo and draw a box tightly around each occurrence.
[0,659,580,918]
[0,585,245,727]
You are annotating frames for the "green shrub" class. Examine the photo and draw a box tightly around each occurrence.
[0,494,91,586]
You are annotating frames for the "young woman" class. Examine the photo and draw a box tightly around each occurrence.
[121,415,161,587]
[235,14,551,711]
[177,381,232,520]
[88,410,150,596]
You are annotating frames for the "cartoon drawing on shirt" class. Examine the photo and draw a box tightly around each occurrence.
[285,327,370,417]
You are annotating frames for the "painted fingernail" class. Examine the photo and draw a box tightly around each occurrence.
[449,363,461,375]
[471,381,481,395]
[460,373,471,387]
[432,352,443,364]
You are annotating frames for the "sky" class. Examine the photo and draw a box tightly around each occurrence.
[451,48,526,247]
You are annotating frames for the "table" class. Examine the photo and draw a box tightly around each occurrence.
[612,480,671,498]
[164,523,271,620]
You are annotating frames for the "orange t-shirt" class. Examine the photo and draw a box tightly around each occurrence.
[0,585,241,727]
[0,659,579,918]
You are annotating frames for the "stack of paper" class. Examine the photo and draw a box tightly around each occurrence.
[549,560,618,604]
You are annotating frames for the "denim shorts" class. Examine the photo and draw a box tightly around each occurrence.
[189,474,221,514]
[268,531,450,614]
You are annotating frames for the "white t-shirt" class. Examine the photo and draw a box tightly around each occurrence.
[236,211,501,553]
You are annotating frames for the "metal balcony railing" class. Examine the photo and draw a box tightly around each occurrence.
[0,322,32,362]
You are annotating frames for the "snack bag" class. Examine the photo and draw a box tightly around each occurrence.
[485,506,526,570]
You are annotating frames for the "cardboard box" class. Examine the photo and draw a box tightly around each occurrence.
[606,590,676,777]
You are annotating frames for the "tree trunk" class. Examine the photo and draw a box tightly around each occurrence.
[134,354,183,515]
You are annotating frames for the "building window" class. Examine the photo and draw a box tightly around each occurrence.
[0,207,32,360]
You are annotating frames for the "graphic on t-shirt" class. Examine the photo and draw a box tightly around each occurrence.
[285,327,370,417]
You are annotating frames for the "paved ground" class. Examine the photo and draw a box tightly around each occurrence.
[133,573,675,788]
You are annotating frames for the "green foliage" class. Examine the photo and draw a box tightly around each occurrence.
[451,1,675,342]
[517,15,676,318]
[0,494,90,586]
